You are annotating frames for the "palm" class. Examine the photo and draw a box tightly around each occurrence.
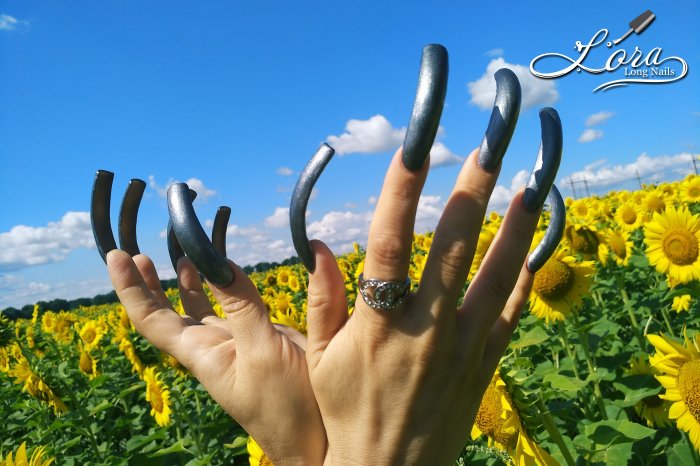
[107,250,325,465]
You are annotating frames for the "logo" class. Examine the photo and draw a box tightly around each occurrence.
[530,10,688,92]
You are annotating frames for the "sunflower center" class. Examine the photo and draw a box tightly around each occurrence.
[83,328,96,344]
[645,196,665,214]
[567,226,599,254]
[662,228,699,266]
[532,260,574,300]
[475,385,503,437]
[608,235,627,259]
[260,454,274,466]
[678,359,700,421]
[150,386,164,412]
[689,185,700,199]
[621,207,637,225]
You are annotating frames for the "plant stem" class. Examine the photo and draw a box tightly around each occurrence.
[536,396,576,466]
[617,279,646,348]
[573,314,608,420]
[556,322,581,380]
[660,307,676,337]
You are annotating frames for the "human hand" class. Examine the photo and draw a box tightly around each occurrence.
[91,177,327,466]
[293,46,564,465]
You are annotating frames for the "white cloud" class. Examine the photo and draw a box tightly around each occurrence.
[368,196,377,205]
[159,229,167,239]
[0,14,26,32]
[578,129,604,143]
[468,57,559,111]
[344,202,358,209]
[415,195,444,233]
[560,152,697,189]
[277,167,294,176]
[485,48,504,57]
[307,210,374,253]
[486,169,530,213]
[585,111,614,127]
[148,176,217,202]
[0,274,112,309]
[0,212,94,271]
[430,142,463,167]
[264,207,290,228]
[327,115,405,155]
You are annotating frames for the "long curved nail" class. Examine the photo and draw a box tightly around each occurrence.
[523,108,563,212]
[118,179,147,256]
[167,189,197,272]
[168,183,234,287]
[478,68,522,171]
[212,206,231,257]
[527,184,565,272]
[90,170,118,263]
[402,44,448,171]
[290,144,335,272]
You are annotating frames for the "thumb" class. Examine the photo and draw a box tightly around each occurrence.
[306,240,348,370]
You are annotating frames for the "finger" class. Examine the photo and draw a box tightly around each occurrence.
[418,148,502,309]
[206,259,277,351]
[177,257,220,324]
[306,240,348,369]
[460,190,539,333]
[132,254,171,309]
[107,250,189,356]
[362,148,429,296]
[478,264,533,374]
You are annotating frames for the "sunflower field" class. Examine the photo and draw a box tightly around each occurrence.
[1,174,700,466]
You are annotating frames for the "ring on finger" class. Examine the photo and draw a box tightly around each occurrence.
[358,274,411,312]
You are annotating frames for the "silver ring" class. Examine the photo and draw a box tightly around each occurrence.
[358,273,411,311]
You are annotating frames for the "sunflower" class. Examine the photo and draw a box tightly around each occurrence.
[528,249,595,323]
[641,192,670,220]
[615,202,644,231]
[78,320,106,350]
[276,268,291,288]
[0,442,54,466]
[569,198,592,220]
[469,226,497,281]
[247,436,274,466]
[598,229,634,267]
[648,331,700,451]
[672,295,692,313]
[78,349,99,380]
[682,176,700,203]
[143,366,172,427]
[288,273,301,293]
[118,337,145,377]
[644,206,700,284]
[471,372,558,465]
[564,224,602,261]
[626,355,670,427]
[9,353,67,414]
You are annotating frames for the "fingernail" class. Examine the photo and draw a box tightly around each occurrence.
[478,68,521,172]
[522,108,563,212]
[402,44,448,171]
[118,178,147,256]
[290,144,334,272]
[91,169,118,264]
[527,184,565,272]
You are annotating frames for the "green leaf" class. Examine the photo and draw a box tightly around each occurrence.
[224,435,248,449]
[511,326,550,350]
[584,420,656,446]
[89,400,113,416]
[667,437,696,466]
[148,439,194,458]
[126,430,166,453]
[613,375,661,407]
[543,373,585,393]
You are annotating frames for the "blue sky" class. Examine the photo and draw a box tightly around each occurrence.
[1,0,698,308]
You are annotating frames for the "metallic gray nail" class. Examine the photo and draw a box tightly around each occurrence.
[167,189,197,272]
[478,68,521,171]
[212,206,231,257]
[168,183,234,287]
[527,184,565,272]
[290,144,334,272]
[118,179,147,256]
[402,44,448,171]
[90,170,118,263]
[523,108,563,212]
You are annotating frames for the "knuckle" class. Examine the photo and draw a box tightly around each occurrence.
[368,231,409,271]
[430,233,472,279]
[481,272,514,301]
